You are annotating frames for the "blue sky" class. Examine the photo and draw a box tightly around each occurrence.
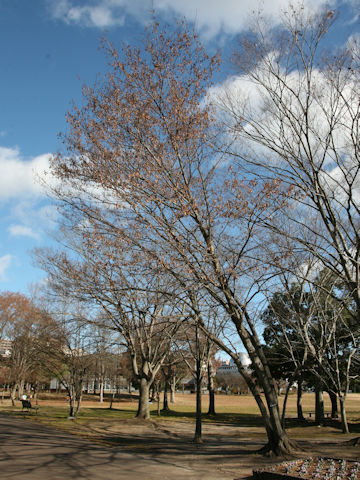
[0,0,358,295]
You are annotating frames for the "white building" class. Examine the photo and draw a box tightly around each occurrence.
[216,352,251,376]
[0,339,12,357]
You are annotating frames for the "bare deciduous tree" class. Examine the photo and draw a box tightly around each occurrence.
[43,19,299,454]
[36,236,186,420]
[0,292,47,404]
[219,6,360,323]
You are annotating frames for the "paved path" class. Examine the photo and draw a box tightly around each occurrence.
[0,414,239,479]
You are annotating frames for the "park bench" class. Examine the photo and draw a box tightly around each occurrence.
[21,399,39,414]
[307,411,330,418]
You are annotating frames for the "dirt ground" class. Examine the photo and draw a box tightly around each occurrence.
[21,392,360,479]
[63,417,358,479]
[3,394,360,479]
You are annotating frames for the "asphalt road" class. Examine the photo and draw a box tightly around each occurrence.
[0,414,237,480]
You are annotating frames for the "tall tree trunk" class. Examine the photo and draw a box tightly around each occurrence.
[99,379,104,403]
[68,388,75,418]
[136,377,150,419]
[196,298,296,455]
[234,310,296,454]
[207,357,216,416]
[281,380,292,427]
[34,381,39,406]
[297,379,304,421]
[18,379,25,399]
[339,395,349,434]
[194,322,202,443]
[157,387,161,416]
[150,383,155,402]
[244,366,296,455]
[162,379,169,411]
[74,392,82,417]
[328,391,338,419]
[315,386,324,424]
[170,376,176,403]
[194,367,202,443]
[10,383,17,406]
[110,392,115,409]
[238,339,296,455]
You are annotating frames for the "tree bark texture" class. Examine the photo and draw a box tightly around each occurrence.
[162,380,169,411]
[194,367,202,443]
[297,379,304,421]
[339,396,349,434]
[315,387,324,424]
[136,378,150,420]
[328,391,338,419]
[207,358,216,416]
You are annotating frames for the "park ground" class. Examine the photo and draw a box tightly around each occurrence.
[0,392,359,479]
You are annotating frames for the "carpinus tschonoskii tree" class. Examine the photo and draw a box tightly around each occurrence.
[47,20,295,455]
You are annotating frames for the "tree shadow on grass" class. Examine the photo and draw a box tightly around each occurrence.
[284,417,360,434]
[0,413,270,479]
[153,409,266,427]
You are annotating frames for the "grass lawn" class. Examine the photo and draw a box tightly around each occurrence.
[1,392,359,431]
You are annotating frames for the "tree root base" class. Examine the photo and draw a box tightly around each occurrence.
[346,436,360,446]
[257,439,299,457]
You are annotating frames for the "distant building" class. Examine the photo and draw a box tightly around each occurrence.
[216,352,251,376]
[0,339,12,357]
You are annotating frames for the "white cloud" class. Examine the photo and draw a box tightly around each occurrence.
[8,225,40,240]
[0,146,59,244]
[48,0,337,35]
[0,146,51,202]
[210,56,359,173]
[0,255,12,281]
[50,0,125,28]
[154,0,334,38]
[67,4,124,27]
[6,200,59,241]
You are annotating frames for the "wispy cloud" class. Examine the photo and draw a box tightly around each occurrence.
[8,225,40,240]
[50,0,126,28]
[0,146,58,246]
[48,0,339,36]
[0,254,12,281]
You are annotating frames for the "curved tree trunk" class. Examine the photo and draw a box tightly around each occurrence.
[237,327,297,455]
[195,296,297,455]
